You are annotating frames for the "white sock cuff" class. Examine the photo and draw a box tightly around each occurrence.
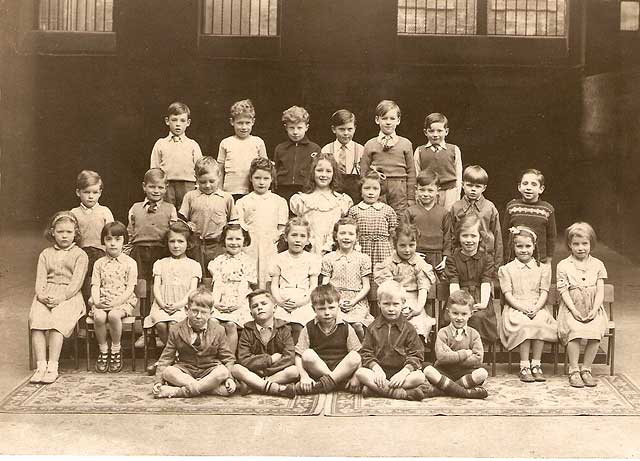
[531,359,541,367]
[519,360,530,369]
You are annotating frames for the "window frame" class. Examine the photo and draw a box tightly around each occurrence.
[197,0,282,59]
[18,0,115,55]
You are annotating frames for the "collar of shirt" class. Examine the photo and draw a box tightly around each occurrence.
[391,252,419,265]
[106,253,127,264]
[515,259,536,270]
[568,255,592,270]
[313,317,345,335]
[256,321,274,334]
[286,136,310,146]
[53,242,77,251]
[447,323,469,337]
[425,141,447,150]
[195,189,226,198]
[188,321,207,335]
[79,203,100,212]
[334,250,357,262]
[374,314,406,331]
[459,249,482,262]
[462,195,486,213]
[333,140,355,152]
[357,201,384,210]
[166,132,185,142]
[377,132,398,146]
[143,198,163,208]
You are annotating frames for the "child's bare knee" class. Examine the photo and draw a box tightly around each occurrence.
[345,351,361,367]
[212,365,230,380]
[423,365,438,380]
[93,310,107,324]
[231,364,247,377]
[301,349,318,365]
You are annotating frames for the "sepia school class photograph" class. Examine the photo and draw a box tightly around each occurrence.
[1,0,640,457]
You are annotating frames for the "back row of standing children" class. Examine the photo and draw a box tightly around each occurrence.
[28,97,608,391]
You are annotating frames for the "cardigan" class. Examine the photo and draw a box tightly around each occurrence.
[236,318,295,376]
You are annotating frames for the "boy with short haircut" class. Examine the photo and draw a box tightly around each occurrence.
[413,112,462,211]
[153,286,237,398]
[295,284,362,394]
[423,290,489,399]
[232,289,298,397]
[449,165,503,268]
[71,170,115,301]
[502,168,557,264]
[150,101,203,210]
[127,168,177,285]
[179,156,237,274]
[404,169,452,278]
[321,109,364,204]
[360,100,416,213]
[273,106,322,204]
[356,281,435,401]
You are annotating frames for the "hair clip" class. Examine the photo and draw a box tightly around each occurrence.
[509,226,537,242]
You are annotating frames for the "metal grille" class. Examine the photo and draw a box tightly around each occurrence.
[202,0,279,36]
[37,0,113,31]
[487,0,566,36]
[398,0,477,35]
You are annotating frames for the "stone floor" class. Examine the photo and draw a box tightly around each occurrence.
[1,226,640,457]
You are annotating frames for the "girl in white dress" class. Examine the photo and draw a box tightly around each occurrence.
[269,217,321,342]
[143,221,201,345]
[236,157,288,288]
[498,226,557,383]
[290,152,353,255]
[29,211,88,384]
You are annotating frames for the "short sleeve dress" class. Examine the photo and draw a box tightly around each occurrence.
[90,254,138,316]
[207,252,257,326]
[269,251,321,325]
[143,256,202,327]
[290,191,353,255]
[29,244,88,338]
[373,253,437,337]
[556,255,608,345]
[236,191,289,288]
[498,259,558,351]
[444,248,498,343]
[321,250,374,326]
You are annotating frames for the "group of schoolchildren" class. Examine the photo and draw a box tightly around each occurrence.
[28,98,610,400]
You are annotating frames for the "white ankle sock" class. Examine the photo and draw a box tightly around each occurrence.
[46,361,58,371]
[519,360,530,370]
[98,343,109,354]
[111,343,121,353]
[531,359,541,368]
[36,360,47,371]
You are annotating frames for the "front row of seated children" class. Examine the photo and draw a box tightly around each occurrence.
[150,280,489,401]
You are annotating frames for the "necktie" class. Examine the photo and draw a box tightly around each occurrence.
[171,135,181,143]
[259,327,272,345]
[382,136,392,152]
[193,330,204,349]
[337,145,348,174]
[432,144,443,152]
[455,328,464,340]
[146,201,158,213]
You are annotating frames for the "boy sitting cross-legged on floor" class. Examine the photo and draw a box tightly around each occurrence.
[232,289,299,397]
[355,280,437,401]
[152,286,237,399]
[294,284,362,395]
[423,290,489,399]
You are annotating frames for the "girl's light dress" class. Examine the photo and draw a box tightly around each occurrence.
[373,252,437,337]
[321,250,374,326]
[90,254,138,316]
[556,255,608,345]
[208,251,257,327]
[236,191,289,288]
[498,259,558,351]
[270,251,321,325]
[29,244,88,338]
[290,191,353,255]
[143,256,202,327]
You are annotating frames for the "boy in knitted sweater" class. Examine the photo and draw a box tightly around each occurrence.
[294,284,361,394]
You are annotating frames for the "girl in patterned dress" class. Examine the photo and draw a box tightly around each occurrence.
[498,226,557,383]
[143,221,202,345]
[90,221,138,373]
[444,215,498,343]
[290,152,353,255]
[29,211,88,384]
[269,217,321,343]
[208,223,257,354]
[557,222,608,388]
[348,170,398,315]
[373,222,437,341]
[320,217,374,340]
[236,157,289,288]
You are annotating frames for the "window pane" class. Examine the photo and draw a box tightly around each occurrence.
[488,0,566,36]
[37,0,113,32]
[398,0,477,35]
[202,0,279,36]
[621,1,640,31]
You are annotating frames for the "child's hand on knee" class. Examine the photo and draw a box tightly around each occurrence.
[299,376,315,393]
[389,368,409,388]
[224,377,236,395]
[373,367,387,388]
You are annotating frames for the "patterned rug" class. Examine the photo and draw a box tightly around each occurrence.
[0,371,324,416]
[326,374,640,416]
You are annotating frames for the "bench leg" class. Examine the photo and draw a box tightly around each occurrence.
[609,334,615,376]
